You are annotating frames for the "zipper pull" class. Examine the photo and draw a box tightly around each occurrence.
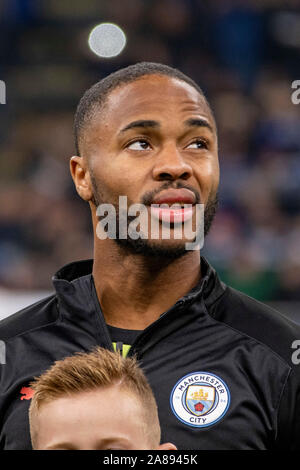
[115,342,123,356]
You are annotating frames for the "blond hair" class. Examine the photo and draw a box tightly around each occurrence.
[29,347,160,448]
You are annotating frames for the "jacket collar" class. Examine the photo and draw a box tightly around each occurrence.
[52,256,226,316]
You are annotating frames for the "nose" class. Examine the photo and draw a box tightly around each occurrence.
[152,142,193,181]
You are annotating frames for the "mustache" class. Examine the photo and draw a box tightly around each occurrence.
[141,182,201,206]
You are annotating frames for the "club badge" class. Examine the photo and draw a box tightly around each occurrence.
[170,371,230,428]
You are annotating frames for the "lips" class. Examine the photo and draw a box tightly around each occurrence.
[150,188,196,223]
[151,188,196,206]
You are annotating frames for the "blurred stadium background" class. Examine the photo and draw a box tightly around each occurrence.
[0,0,299,322]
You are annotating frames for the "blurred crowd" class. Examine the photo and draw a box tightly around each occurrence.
[0,0,299,301]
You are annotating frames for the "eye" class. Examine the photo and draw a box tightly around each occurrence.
[186,139,208,150]
[127,139,151,151]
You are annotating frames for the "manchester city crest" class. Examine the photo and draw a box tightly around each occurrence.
[170,372,230,428]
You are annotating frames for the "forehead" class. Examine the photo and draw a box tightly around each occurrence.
[38,386,143,421]
[101,75,215,130]
[35,387,146,449]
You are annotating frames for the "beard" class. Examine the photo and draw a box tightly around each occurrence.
[90,174,218,260]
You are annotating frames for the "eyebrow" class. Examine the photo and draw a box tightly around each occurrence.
[46,442,76,450]
[120,117,214,135]
[120,120,160,133]
[183,118,214,134]
[96,437,131,447]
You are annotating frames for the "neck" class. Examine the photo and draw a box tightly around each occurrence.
[92,238,201,330]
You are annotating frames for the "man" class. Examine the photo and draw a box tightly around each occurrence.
[0,62,300,450]
[28,347,176,450]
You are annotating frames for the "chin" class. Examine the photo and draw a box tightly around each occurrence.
[114,236,193,259]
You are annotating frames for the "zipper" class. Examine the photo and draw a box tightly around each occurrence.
[127,278,209,359]
[115,342,123,356]
[89,277,115,351]
[127,298,187,359]
[89,271,209,359]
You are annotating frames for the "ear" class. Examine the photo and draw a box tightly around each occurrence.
[70,156,93,202]
[156,442,178,451]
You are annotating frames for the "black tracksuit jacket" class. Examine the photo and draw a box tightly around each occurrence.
[0,257,300,450]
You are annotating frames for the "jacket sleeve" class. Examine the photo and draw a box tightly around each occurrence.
[275,366,300,449]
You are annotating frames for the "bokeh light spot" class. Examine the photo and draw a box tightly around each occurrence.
[88,23,126,58]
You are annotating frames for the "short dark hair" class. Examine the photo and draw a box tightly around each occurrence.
[74,61,213,156]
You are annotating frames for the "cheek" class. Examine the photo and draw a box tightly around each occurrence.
[90,158,144,202]
[195,158,219,197]
[210,160,220,191]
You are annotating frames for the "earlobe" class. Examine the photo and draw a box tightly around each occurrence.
[69,156,93,202]
[157,442,178,450]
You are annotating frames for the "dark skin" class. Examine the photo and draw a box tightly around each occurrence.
[70,75,219,330]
